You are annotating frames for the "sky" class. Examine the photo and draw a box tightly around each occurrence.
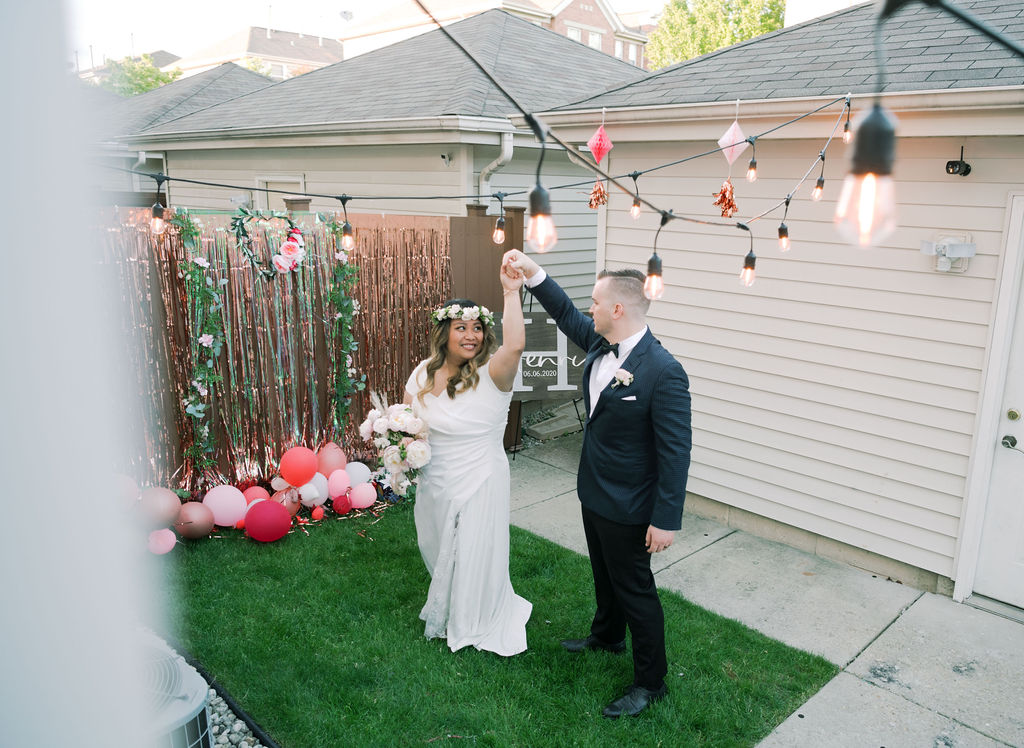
[66,0,663,70]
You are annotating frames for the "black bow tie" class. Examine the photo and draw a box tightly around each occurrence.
[598,339,619,357]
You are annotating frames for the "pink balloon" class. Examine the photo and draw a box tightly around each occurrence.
[148,528,177,555]
[317,442,348,477]
[202,485,248,527]
[349,482,377,509]
[327,469,351,499]
[243,486,271,504]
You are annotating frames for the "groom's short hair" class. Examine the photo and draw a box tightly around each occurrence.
[597,268,650,316]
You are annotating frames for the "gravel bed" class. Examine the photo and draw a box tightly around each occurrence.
[206,687,270,748]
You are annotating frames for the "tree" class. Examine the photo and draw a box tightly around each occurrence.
[646,0,785,70]
[242,56,271,78]
[99,54,182,96]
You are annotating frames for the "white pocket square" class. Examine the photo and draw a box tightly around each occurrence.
[621,395,637,401]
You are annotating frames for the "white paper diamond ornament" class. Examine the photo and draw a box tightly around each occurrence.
[718,120,749,165]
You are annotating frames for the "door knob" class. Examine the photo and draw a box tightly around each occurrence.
[1002,435,1018,448]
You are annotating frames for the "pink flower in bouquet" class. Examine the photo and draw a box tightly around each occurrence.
[272,254,293,273]
[382,445,404,473]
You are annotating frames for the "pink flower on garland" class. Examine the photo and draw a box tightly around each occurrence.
[279,239,305,265]
[198,334,214,348]
[272,254,294,273]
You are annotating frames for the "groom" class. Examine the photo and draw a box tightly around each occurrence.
[502,250,691,718]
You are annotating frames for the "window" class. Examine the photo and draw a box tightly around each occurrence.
[627,44,637,63]
[566,26,582,42]
[615,40,623,58]
[588,31,603,50]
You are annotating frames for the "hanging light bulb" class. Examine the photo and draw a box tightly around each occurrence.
[778,223,790,251]
[644,251,664,300]
[525,183,557,253]
[629,171,642,220]
[746,156,758,183]
[812,176,825,201]
[341,221,355,250]
[492,215,506,245]
[843,120,852,145]
[150,203,167,235]
[740,249,756,287]
[835,103,897,248]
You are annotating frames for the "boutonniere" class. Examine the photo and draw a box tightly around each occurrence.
[611,368,634,388]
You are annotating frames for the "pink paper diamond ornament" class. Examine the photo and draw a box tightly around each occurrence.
[718,120,749,166]
[587,125,614,164]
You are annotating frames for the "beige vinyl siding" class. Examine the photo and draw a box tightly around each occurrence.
[164,144,469,216]
[475,146,599,307]
[600,134,1024,576]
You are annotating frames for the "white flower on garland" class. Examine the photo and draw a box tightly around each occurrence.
[193,257,210,269]
[198,334,214,348]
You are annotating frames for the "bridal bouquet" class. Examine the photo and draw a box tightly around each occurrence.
[358,393,430,498]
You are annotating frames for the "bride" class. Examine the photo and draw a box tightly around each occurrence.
[403,260,530,656]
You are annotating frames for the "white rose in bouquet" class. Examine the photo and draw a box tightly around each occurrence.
[405,439,431,470]
[405,416,425,436]
[382,445,405,473]
[373,416,390,435]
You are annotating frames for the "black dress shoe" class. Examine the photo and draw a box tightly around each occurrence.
[560,635,626,653]
[602,684,668,718]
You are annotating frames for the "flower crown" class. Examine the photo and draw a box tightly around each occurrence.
[431,303,494,327]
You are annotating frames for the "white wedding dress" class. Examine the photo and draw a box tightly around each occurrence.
[406,360,532,656]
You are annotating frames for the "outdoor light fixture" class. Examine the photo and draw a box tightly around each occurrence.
[644,211,673,301]
[843,107,852,145]
[739,223,756,287]
[834,103,897,248]
[337,195,356,251]
[492,192,507,244]
[150,174,168,235]
[629,171,642,220]
[746,138,758,182]
[524,115,557,253]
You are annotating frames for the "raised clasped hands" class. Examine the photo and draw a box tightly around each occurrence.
[501,249,540,285]
[500,248,525,292]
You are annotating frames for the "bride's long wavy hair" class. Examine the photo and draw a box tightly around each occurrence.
[416,298,498,403]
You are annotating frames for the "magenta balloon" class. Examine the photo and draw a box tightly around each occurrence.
[148,528,177,555]
[202,485,248,527]
[246,500,291,542]
[327,469,351,499]
[349,482,377,509]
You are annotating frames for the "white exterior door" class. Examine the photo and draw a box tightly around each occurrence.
[974,202,1024,608]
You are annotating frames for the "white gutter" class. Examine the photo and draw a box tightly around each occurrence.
[478,131,514,206]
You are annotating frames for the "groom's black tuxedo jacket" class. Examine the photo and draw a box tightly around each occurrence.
[530,276,692,530]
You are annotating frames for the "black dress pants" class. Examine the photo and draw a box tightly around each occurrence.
[581,505,667,690]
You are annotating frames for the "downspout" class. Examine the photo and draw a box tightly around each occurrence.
[478,131,514,206]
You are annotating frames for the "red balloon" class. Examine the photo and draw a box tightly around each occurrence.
[311,506,325,521]
[280,447,317,487]
[246,500,291,542]
[175,501,215,539]
[333,493,352,515]
[243,486,271,504]
[317,442,348,478]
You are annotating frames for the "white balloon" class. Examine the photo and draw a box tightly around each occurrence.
[298,482,321,507]
[310,472,329,506]
[345,461,372,486]
[270,475,290,491]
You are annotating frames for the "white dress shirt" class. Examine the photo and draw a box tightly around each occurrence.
[524,269,646,416]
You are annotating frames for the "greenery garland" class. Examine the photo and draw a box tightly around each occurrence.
[325,215,366,433]
[169,209,224,470]
[230,207,301,279]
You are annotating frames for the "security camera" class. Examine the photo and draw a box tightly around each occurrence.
[945,146,971,176]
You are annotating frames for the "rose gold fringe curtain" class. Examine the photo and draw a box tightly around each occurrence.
[103,208,452,490]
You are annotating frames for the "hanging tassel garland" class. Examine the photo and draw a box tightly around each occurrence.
[712,179,739,218]
[588,180,608,209]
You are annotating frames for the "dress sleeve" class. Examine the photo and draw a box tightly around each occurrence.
[405,360,426,397]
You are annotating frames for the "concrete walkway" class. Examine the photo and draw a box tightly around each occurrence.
[509,432,1024,747]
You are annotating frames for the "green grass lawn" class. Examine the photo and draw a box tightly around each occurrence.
[164,502,836,747]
